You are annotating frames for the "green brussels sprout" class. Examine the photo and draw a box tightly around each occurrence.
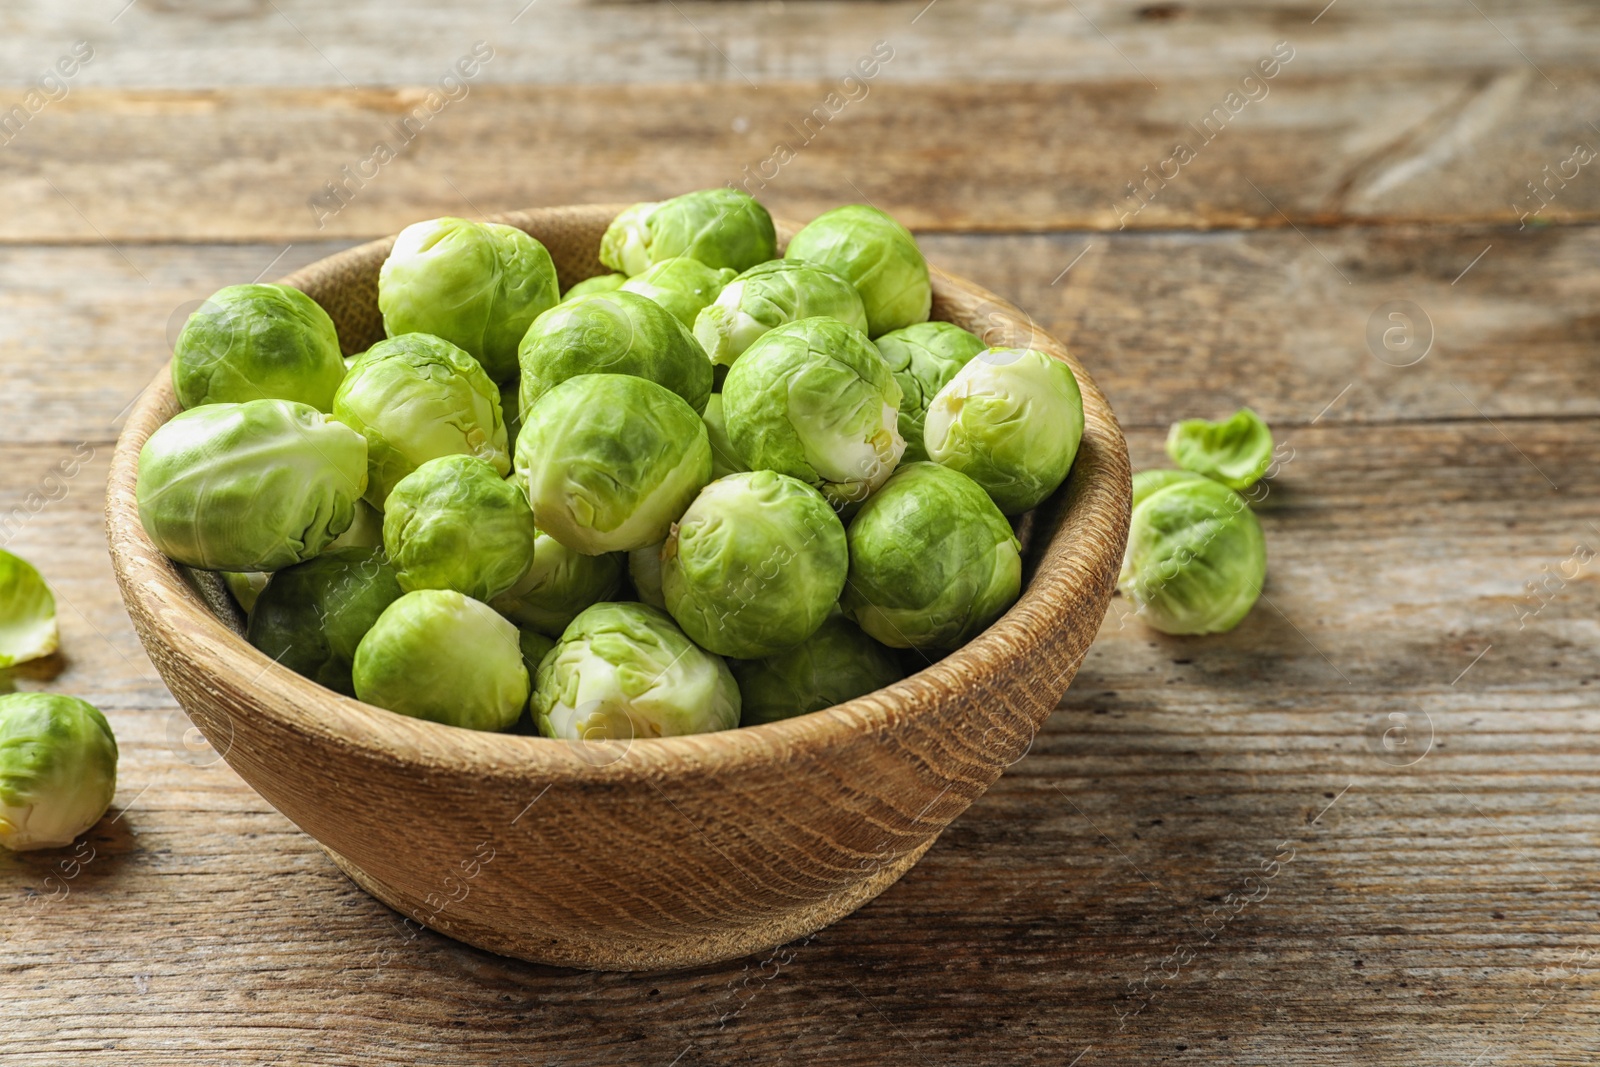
[326,498,385,552]
[701,393,748,480]
[221,570,270,615]
[874,321,986,463]
[517,290,713,416]
[721,317,904,509]
[731,615,903,726]
[1165,407,1274,491]
[378,217,559,382]
[0,549,57,668]
[353,589,528,731]
[0,693,117,851]
[560,273,628,302]
[599,189,776,276]
[172,283,345,412]
[620,256,737,328]
[661,471,847,658]
[626,542,667,610]
[692,259,868,368]
[519,628,556,681]
[924,347,1084,515]
[490,530,623,637]
[783,205,931,337]
[1120,471,1266,635]
[383,454,538,602]
[841,462,1021,649]
[245,547,404,696]
[137,399,368,572]
[332,333,509,509]
[532,602,739,740]
[516,374,712,554]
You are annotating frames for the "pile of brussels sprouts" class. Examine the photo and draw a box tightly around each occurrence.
[137,189,1088,742]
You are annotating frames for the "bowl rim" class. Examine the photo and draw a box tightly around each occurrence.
[106,204,1130,788]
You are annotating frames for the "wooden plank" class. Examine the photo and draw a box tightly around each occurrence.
[3,0,1596,90]
[1,415,1597,1063]
[4,70,1600,242]
[3,224,1594,448]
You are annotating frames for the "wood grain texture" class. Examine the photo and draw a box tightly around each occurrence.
[100,206,1131,970]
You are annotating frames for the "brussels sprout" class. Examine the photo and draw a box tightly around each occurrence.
[693,259,868,368]
[924,347,1084,515]
[532,602,739,740]
[378,217,559,382]
[0,693,117,851]
[332,333,509,509]
[519,628,556,680]
[874,321,986,463]
[490,531,623,637]
[731,615,903,726]
[1166,407,1274,491]
[620,257,737,328]
[721,317,904,509]
[245,547,404,696]
[353,589,528,731]
[561,273,628,302]
[1119,471,1266,635]
[662,471,848,658]
[841,462,1021,649]
[626,542,667,610]
[326,499,385,552]
[137,399,367,572]
[221,570,270,616]
[0,550,57,667]
[516,374,712,554]
[701,393,748,480]
[783,205,931,337]
[599,189,776,276]
[517,290,713,416]
[383,454,538,602]
[172,284,345,412]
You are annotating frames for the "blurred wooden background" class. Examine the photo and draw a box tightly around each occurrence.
[1,1,1597,1063]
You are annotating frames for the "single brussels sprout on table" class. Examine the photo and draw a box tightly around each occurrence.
[731,615,904,726]
[353,589,528,731]
[0,549,57,668]
[516,373,712,555]
[722,317,905,510]
[924,347,1084,515]
[620,256,737,328]
[517,289,713,416]
[701,393,748,480]
[246,547,404,696]
[137,399,368,572]
[693,259,868,368]
[626,542,668,610]
[332,333,509,509]
[841,462,1021,650]
[378,217,559,382]
[382,454,537,602]
[0,693,117,851]
[172,283,346,412]
[561,273,627,302]
[600,188,776,276]
[874,321,986,464]
[532,602,739,741]
[1119,470,1266,635]
[490,530,623,637]
[661,470,848,659]
[1165,407,1274,491]
[784,204,931,337]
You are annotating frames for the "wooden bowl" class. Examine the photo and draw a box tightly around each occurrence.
[105,205,1130,971]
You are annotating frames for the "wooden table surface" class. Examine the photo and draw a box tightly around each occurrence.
[3,2,1597,1063]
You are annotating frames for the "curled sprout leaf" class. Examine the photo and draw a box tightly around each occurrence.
[0,550,58,668]
[1165,407,1274,491]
